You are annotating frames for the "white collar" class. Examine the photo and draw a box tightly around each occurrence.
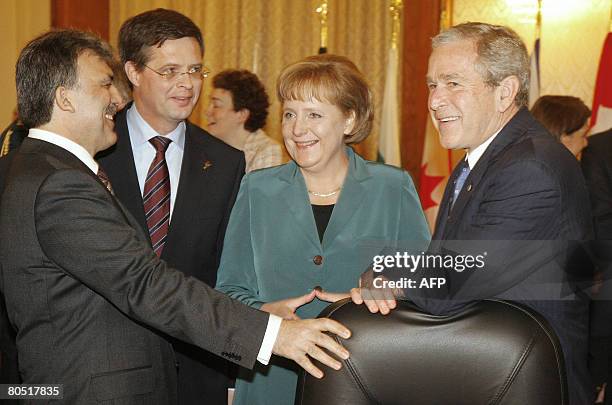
[465,127,502,170]
[28,128,98,173]
[127,103,185,149]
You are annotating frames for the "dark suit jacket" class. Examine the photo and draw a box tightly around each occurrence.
[404,108,593,404]
[0,152,20,384]
[0,138,267,404]
[97,106,245,404]
[581,129,612,390]
[582,128,612,240]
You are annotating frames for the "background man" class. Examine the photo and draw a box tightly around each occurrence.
[97,9,244,403]
[346,22,593,404]
[582,128,612,402]
[0,29,349,404]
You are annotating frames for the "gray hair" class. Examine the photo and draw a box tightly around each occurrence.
[432,22,530,107]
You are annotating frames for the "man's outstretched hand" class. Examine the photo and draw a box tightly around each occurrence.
[350,269,400,315]
[272,318,350,379]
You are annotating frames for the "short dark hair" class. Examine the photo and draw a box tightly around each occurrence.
[16,29,114,129]
[119,8,203,69]
[212,70,270,132]
[531,95,591,139]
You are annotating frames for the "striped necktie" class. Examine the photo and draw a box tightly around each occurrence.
[143,136,172,257]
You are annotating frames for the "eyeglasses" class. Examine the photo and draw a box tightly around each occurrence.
[143,64,211,81]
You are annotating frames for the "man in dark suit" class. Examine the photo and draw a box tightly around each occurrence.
[0,29,349,404]
[583,128,612,240]
[582,128,612,402]
[345,22,593,404]
[96,10,248,404]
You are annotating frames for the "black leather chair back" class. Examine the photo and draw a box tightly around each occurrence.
[295,299,567,405]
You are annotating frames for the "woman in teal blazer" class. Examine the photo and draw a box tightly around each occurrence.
[216,54,430,405]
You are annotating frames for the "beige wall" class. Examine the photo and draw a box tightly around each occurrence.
[453,0,611,108]
[110,0,394,160]
[0,0,51,127]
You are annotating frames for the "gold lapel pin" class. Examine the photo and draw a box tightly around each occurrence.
[202,160,213,171]
[467,184,472,192]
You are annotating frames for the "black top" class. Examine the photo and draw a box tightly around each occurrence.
[312,204,334,242]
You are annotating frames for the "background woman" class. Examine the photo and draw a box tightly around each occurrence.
[216,55,430,405]
[531,95,591,159]
[206,69,285,172]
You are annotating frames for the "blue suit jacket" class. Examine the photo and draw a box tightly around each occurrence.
[407,108,592,404]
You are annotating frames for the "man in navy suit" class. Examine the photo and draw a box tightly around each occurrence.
[346,22,593,404]
[96,9,248,405]
[582,128,612,402]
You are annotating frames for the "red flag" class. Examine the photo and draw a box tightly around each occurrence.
[418,117,462,232]
[591,32,612,134]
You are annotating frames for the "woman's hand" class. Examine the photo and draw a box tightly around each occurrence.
[260,290,317,320]
[313,287,350,303]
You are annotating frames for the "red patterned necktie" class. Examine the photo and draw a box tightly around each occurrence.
[97,167,114,195]
[143,136,172,257]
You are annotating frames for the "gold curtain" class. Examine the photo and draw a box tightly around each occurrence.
[453,0,611,109]
[0,0,51,125]
[110,0,395,160]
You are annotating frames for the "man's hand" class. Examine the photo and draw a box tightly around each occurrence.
[260,290,317,320]
[272,318,350,379]
[350,269,400,315]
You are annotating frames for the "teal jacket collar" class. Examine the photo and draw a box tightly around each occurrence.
[277,146,372,184]
[275,147,371,247]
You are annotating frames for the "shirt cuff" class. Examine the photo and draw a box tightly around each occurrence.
[257,314,282,365]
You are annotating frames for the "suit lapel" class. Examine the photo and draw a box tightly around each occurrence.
[322,149,368,247]
[433,160,465,239]
[97,107,149,239]
[277,162,321,251]
[163,122,212,256]
[275,147,368,249]
[434,107,533,240]
[31,138,151,244]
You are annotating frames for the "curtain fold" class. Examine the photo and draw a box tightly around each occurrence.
[110,0,395,161]
[0,0,51,125]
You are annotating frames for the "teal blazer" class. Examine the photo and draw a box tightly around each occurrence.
[216,147,430,405]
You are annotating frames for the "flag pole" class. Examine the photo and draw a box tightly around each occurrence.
[528,0,542,108]
[390,0,402,50]
[536,0,542,39]
[315,1,328,54]
[377,0,403,167]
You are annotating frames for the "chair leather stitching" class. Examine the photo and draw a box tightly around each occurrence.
[342,339,381,405]
[488,329,537,404]
[489,299,567,404]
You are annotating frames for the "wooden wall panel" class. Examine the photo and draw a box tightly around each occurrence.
[52,0,109,40]
[401,1,441,185]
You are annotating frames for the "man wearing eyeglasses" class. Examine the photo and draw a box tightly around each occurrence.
[97,9,244,405]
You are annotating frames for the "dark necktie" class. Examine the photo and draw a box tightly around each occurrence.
[451,160,470,208]
[143,136,172,257]
[97,167,114,195]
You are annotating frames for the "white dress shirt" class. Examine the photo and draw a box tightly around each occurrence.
[465,128,502,169]
[126,104,185,222]
[29,128,98,173]
[28,126,281,365]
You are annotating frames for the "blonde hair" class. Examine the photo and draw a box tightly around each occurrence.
[277,54,373,144]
